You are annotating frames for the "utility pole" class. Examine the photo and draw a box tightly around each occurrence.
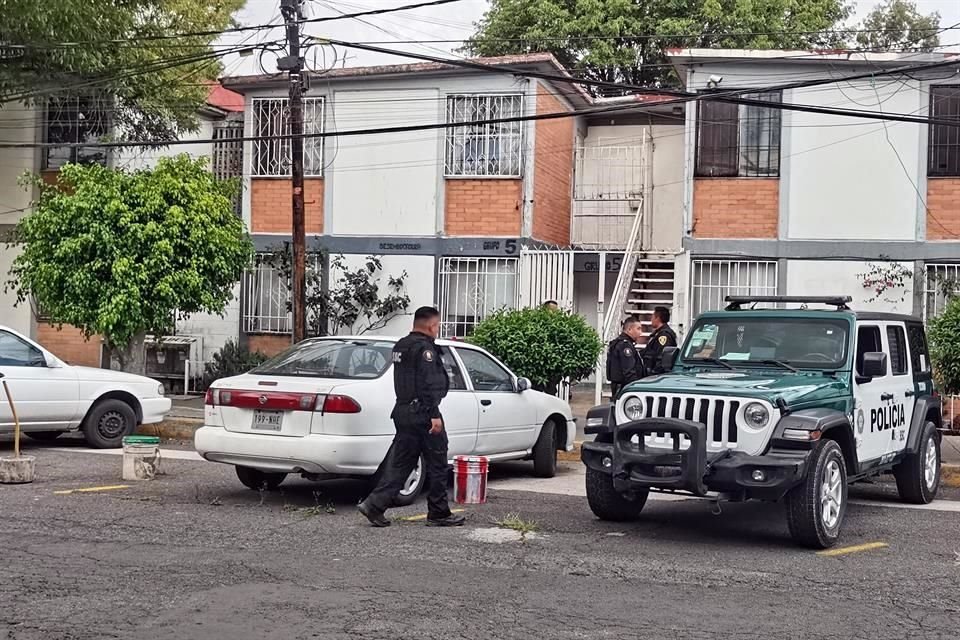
[279,0,307,344]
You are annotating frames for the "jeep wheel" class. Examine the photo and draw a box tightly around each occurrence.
[894,421,940,504]
[785,439,847,549]
[585,467,648,522]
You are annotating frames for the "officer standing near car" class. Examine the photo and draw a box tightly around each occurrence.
[641,306,678,376]
[358,306,465,528]
[606,316,645,399]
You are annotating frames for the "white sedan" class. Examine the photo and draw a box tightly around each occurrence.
[0,325,172,448]
[195,336,576,504]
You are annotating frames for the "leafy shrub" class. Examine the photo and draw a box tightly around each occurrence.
[468,307,603,393]
[927,297,960,394]
[203,339,268,389]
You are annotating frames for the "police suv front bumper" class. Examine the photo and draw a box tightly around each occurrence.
[581,414,812,501]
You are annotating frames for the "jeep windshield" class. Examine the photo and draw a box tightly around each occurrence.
[682,317,849,370]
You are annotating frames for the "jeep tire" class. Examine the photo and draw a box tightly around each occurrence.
[585,467,649,522]
[785,439,847,549]
[894,421,940,504]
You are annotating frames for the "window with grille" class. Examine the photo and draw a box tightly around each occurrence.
[437,257,519,338]
[696,91,782,177]
[241,253,322,334]
[252,97,324,177]
[445,95,523,177]
[928,86,960,177]
[923,263,960,320]
[43,93,111,170]
[212,120,244,214]
[690,260,779,318]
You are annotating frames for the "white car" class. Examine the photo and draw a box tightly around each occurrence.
[0,325,172,448]
[195,336,576,504]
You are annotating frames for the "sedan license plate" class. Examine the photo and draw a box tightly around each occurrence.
[253,410,283,432]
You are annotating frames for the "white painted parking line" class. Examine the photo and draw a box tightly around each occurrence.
[48,447,203,461]
[850,498,960,514]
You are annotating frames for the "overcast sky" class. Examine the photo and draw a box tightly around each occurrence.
[219,0,960,77]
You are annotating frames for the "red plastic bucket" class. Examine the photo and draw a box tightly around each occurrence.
[453,455,489,504]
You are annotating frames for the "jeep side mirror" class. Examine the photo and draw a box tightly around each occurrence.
[660,347,679,372]
[857,352,887,383]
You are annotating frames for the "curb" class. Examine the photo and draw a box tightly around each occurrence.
[135,417,202,442]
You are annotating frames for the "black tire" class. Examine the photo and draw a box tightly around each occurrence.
[585,467,648,522]
[369,454,426,508]
[235,466,287,491]
[532,421,558,478]
[785,439,847,549]
[81,399,137,449]
[894,421,940,504]
[26,431,63,442]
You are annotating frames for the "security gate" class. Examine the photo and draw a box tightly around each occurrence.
[519,249,574,311]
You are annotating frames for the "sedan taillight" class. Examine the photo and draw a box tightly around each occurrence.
[321,394,362,414]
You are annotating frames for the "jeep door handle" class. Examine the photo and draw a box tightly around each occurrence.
[480,399,492,406]
[904,390,915,397]
[881,393,894,401]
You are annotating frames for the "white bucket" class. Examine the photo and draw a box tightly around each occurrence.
[122,436,161,481]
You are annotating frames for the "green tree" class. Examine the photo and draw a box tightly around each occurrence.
[0,0,245,139]
[7,155,253,373]
[927,297,960,395]
[855,0,940,51]
[468,307,603,394]
[465,0,853,89]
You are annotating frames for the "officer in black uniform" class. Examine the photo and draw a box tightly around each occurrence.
[606,316,644,399]
[358,306,465,528]
[641,306,678,376]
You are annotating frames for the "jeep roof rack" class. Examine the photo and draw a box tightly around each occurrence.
[723,296,853,311]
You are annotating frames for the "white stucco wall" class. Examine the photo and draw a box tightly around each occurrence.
[115,117,216,171]
[0,101,39,336]
[175,283,242,363]
[331,254,434,336]
[785,260,915,315]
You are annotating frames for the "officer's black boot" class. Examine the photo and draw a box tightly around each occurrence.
[426,513,466,527]
[358,500,391,527]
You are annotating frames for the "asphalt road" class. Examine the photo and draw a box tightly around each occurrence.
[2,437,959,640]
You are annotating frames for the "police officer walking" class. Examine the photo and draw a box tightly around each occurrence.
[606,317,644,399]
[358,306,465,528]
[641,306,678,376]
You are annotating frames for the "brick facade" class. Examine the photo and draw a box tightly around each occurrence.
[927,178,960,240]
[532,87,574,245]
[250,178,324,234]
[36,323,102,368]
[692,179,779,238]
[444,179,523,236]
[247,334,292,357]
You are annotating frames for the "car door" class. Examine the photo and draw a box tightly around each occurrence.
[0,329,80,431]
[853,323,905,465]
[883,323,913,459]
[454,346,537,456]
[437,346,479,456]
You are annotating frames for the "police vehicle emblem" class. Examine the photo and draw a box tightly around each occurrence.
[857,409,865,434]
[423,350,434,362]
[658,335,668,346]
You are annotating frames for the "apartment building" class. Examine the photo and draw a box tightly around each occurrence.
[0,84,245,368]
[225,54,685,357]
[666,49,960,327]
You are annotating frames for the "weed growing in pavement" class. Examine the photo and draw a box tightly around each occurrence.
[954,551,959,567]
[494,513,539,542]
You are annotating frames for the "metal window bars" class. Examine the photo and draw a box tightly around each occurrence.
[923,263,960,321]
[444,95,523,177]
[690,260,779,319]
[251,97,324,177]
[928,86,960,177]
[695,91,782,178]
[241,253,323,334]
[437,257,519,338]
[212,119,244,214]
[43,92,112,170]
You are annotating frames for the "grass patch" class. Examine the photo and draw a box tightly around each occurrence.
[494,513,539,537]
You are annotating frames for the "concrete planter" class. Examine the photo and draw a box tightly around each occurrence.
[0,455,36,484]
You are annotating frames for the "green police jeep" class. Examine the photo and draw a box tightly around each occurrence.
[581,296,943,549]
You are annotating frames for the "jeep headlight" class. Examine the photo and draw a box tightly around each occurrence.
[743,402,770,428]
[623,396,645,421]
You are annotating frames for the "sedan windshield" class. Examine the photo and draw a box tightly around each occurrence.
[682,318,849,369]
[253,339,395,379]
